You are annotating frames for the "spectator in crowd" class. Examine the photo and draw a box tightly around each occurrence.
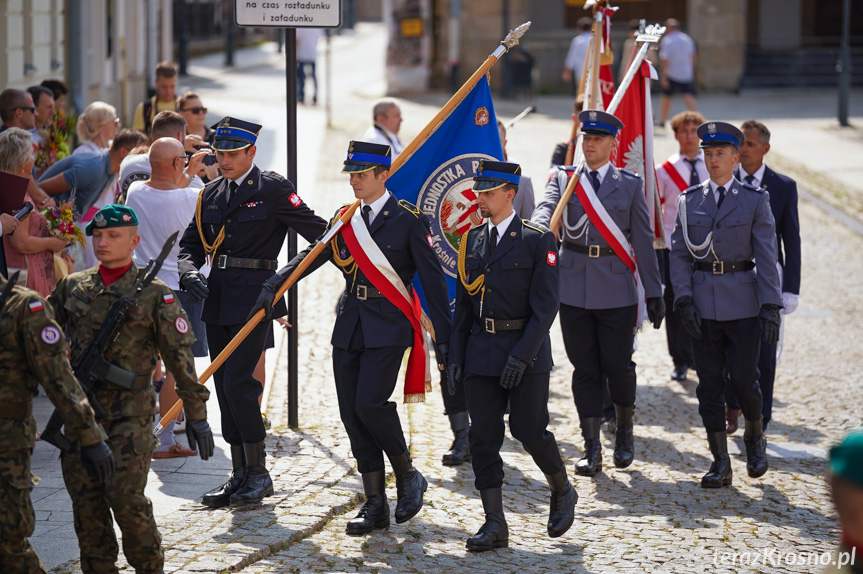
[362,99,404,156]
[658,18,698,127]
[496,119,535,219]
[0,128,68,296]
[177,93,220,183]
[827,429,863,573]
[126,137,211,458]
[40,79,69,112]
[133,61,179,135]
[74,102,119,155]
[562,17,593,94]
[0,88,36,134]
[26,86,56,141]
[296,28,324,105]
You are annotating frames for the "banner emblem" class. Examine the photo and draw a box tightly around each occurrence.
[474,107,490,126]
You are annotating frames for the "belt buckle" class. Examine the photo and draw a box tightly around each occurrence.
[589,245,601,258]
[217,254,228,269]
[356,285,368,301]
[484,318,496,334]
[712,261,724,275]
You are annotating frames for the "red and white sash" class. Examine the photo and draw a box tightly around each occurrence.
[573,172,647,325]
[339,208,431,403]
[661,160,690,194]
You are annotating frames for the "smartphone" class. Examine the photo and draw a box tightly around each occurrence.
[203,154,218,166]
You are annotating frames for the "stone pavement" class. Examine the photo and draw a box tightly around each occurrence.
[41,23,863,573]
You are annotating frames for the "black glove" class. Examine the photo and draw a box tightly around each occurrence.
[674,296,702,340]
[180,271,209,303]
[646,297,666,329]
[186,419,215,461]
[247,282,278,322]
[759,304,782,345]
[499,355,528,390]
[80,441,115,483]
[434,342,449,372]
[447,363,463,396]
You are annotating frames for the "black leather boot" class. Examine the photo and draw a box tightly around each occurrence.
[466,488,509,552]
[230,441,274,506]
[442,411,471,466]
[202,444,245,508]
[744,418,769,478]
[613,404,635,469]
[390,452,428,523]
[346,471,390,535]
[575,417,602,476]
[545,469,578,538]
[701,431,733,488]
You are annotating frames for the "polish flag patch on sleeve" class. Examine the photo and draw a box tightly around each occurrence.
[426,235,434,249]
[547,251,557,266]
[163,293,175,305]
[289,193,302,207]
[29,300,44,313]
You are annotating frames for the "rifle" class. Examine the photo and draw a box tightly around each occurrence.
[0,271,21,313]
[41,232,178,452]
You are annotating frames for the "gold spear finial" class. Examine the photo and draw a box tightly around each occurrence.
[501,21,531,51]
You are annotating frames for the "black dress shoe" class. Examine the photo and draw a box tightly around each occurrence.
[202,445,245,508]
[575,417,602,476]
[671,365,688,381]
[346,471,390,535]
[390,452,428,523]
[466,488,508,552]
[442,412,471,466]
[701,431,733,488]
[545,470,577,538]
[230,441,274,506]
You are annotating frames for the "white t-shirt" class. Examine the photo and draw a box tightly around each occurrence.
[564,31,592,83]
[126,181,199,290]
[361,124,403,157]
[116,152,204,203]
[296,28,324,62]
[659,31,696,83]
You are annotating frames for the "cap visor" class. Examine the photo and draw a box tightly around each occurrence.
[341,163,379,174]
[472,179,508,192]
[579,129,615,137]
[211,141,252,152]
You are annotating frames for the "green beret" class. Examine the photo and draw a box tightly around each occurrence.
[85,204,139,236]
[830,429,863,488]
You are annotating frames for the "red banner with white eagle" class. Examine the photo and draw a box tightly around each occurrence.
[612,59,665,247]
[598,7,618,110]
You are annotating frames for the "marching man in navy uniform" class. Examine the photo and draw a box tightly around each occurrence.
[178,117,327,507]
[449,160,577,552]
[250,141,452,535]
[532,110,665,477]
[669,121,782,487]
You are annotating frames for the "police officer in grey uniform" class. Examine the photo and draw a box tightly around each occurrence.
[669,121,782,488]
[533,110,664,477]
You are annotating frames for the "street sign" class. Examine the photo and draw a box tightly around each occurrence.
[234,1,341,28]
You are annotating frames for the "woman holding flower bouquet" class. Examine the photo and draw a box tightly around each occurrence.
[0,129,77,296]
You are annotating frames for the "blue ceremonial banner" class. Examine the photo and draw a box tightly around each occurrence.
[388,76,503,312]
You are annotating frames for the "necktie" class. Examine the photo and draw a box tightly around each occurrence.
[227,181,238,203]
[685,158,700,187]
[362,205,372,228]
[589,170,601,192]
[489,226,499,256]
[716,186,726,209]
[745,174,756,186]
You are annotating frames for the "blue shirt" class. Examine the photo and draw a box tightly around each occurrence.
[38,149,113,214]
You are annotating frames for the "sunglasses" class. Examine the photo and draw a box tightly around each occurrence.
[13,106,35,113]
[181,107,207,114]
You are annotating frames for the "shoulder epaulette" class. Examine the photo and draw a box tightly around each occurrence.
[682,183,703,195]
[522,219,549,234]
[204,175,224,188]
[619,168,642,179]
[741,182,764,193]
[329,204,351,225]
[262,170,284,181]
[398,199,421,218]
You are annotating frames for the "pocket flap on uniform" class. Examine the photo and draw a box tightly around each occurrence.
[201,210,222,224]
[238,205,267,222]
[378,235,405,251]
[134,435,158,455]
[500,257,531,270]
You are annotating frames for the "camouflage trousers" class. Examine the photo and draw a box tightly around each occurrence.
[62,415,162,574]
[0,448,47,574]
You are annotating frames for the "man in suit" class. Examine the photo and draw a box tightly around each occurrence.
[178,117,327,507]
[533,110,665,477]
[669,121,783,488]
[724,120,801,434]
[250,141,452,535]
[449,160,576,552]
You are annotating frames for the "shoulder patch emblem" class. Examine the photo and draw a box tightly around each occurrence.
[426,234,434,248]
[29,300,44,313]
[547,251,558,266]
[398,199,421,218]
[289,193,302,207]
[40,325,61,345]
[175,317,189,334]
[163,293,175,305]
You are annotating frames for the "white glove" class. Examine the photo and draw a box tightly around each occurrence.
[781,292,799,314]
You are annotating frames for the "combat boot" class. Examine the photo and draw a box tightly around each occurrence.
[466,488,509,552]
[701,431,733,488]
[202,444,245,508]
[230,441,274,506]
[390,452,428,523]
[545,468,578,538]
[575,417,602,476]
[346,471,390,535]
[744,418,769,478]
[612,404,635,468]
[442,411,471,466]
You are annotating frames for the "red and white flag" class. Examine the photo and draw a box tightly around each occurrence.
[612,59,665,247]
[598,7,618,110]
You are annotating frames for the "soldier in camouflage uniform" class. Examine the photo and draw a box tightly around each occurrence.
[0,274,115,574]
[48,204,215,574]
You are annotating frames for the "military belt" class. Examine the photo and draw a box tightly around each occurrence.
[91,357,137,389]
[216,255,278,270]
[474,316,529,334]
[694,260,755,275]
[348,283,411,301]
[563,241,616,258]
[0,401,32,418]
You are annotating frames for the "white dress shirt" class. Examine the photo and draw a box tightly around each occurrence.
[487,209,517,245]
[361,190,391,226]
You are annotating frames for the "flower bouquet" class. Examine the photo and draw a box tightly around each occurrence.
[34,112,76,175]
[41,197,86,248]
